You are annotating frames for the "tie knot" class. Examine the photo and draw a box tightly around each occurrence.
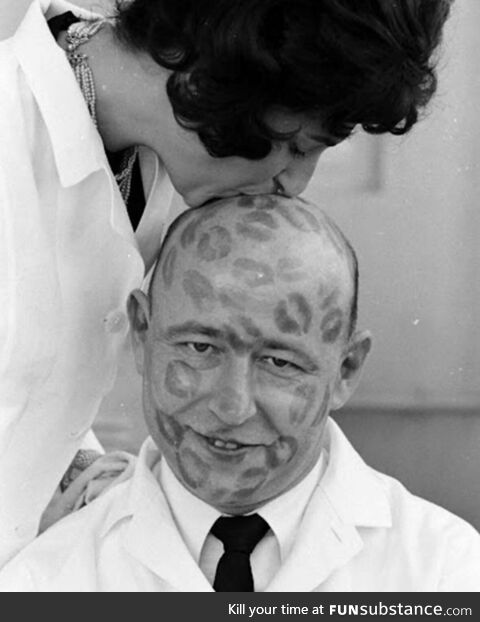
[211,514,269,555]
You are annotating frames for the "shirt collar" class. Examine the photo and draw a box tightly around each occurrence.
[159,449,327,565]
[11,0,106,187]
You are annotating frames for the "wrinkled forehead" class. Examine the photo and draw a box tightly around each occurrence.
[153,195,354,334]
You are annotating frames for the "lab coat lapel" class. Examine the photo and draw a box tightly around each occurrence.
[265,486,363,592]
[118,445,213,592]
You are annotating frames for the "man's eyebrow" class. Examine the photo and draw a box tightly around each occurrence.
[163,322,223,340]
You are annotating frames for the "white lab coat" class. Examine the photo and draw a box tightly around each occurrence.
[0,419,478,592]
[0,0,186,564]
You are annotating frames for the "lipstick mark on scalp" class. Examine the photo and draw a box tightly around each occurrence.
[179,205,222,249]
[182,270,217,311]
[237,195,278,209]
[276,256,309,283]
[289,383,316,425]
[197,226,232,262]
[165,361,201,399]
[276,204,321,233]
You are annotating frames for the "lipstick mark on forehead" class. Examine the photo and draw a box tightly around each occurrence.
[183,270,217,311]
[225,329,254,354]
[219,287,267,314]
[238,316,262,339]
[233,258,274,288]
[165,361,201,400]
[311,385,330,427]
[162,247,177,289]
[321,308,344,344]
[274,293,312,335]
[197,226,232,262]
[289,382,317,426]
[276,256,309,283]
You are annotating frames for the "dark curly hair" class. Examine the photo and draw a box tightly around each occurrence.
[113,0,453,159]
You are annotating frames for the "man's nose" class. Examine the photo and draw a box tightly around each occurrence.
[275,151,321,197]
[208,359,256,426]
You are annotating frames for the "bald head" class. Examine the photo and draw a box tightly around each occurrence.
[152,194,358,343]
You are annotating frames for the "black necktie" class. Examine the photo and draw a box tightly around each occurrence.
[211,514,269,592]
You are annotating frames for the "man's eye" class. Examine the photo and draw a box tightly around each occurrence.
[263,356,299,371]
[186,342,214,354]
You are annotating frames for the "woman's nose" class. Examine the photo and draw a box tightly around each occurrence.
[275,151,322,197]
[208,359,256,426]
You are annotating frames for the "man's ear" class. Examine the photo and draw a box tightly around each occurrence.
[330,330,372,411]
[127,289,151,375]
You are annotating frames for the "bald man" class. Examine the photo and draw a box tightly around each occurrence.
[1,195,479,592]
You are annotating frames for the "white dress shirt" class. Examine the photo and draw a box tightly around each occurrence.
[1,418,479,592]
[158,451,327,590]
[0,0,187,565]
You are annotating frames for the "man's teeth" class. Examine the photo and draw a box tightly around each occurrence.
[208,437,244,450]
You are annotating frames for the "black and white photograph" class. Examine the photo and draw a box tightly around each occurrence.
[0,0,479,599]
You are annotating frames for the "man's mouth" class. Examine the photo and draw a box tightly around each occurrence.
[192,429,264,453]
[207,437,247,451]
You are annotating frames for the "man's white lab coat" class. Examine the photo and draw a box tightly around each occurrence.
[1,419,478,592]
[0,0,185,564]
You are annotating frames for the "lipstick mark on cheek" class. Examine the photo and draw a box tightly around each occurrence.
[156,409,185,449]
[265,436,298,468]
[311,386,330,427]
[165,361,201,399]
[289,383,316,425]
[177,448,212,490]
[321,308,344,343]
[183,270,217,311]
